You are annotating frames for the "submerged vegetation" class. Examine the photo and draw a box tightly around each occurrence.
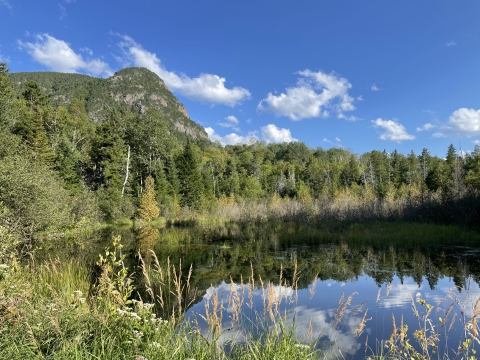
[1,61,480,358]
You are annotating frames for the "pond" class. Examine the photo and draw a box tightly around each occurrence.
[52,220,480,358]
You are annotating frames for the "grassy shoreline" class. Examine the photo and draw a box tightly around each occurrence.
[2,219,480,359]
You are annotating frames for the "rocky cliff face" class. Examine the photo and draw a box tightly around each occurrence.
[11,67,208,141]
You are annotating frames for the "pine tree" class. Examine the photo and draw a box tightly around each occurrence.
[177,139,204,208]
[139,175,160,222]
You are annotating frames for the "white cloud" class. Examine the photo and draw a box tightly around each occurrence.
[433,108,480,138]
[357,95,364,101]
[246,118,252,124]
[80,47,93,56]
[205,127,258,146]
[257,69,356,121]
[117,35,250,106]
[416,123,436,132]
[225,115,239,124]
[0,0,11,9]
[372,118,415,142]
[473,140,480,145]
[206,124,296,146]
[18,34,112,77]
[218,115,240,131]
[58,4,67,20]
[323,137,341,146]
[371,84,380,91]
[446,41,457,47]
[261,124,298,144]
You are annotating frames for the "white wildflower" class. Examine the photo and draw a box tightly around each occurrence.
[130,312,141,321]
[78,298,86,304]
[150,342,161,348]
[132,330,144,340]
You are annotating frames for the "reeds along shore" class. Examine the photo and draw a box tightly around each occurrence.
[168,187,480,232]
[2,235,480,359]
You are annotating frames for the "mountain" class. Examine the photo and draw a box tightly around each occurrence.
[10,67,209,141]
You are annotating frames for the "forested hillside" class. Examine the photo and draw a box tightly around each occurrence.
[1,61,480,246]
[10,67,209,142]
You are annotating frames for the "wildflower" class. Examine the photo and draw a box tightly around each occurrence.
[73,290,83,296]
[295,344,309,349]
[132,330,144,340]
[78,298,86,304]
[130,312,141,321]
[150,342,161,348]
[143,303,155,310]
[116,308,127,316]
[0,264,9,269]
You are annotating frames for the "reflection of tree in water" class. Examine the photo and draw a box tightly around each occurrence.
[137,226,159,264]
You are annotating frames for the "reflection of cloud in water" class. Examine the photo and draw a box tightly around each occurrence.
[380,280,422,309]
[285,305,361,357]
[194,281,364,358]
[188,276,480,359]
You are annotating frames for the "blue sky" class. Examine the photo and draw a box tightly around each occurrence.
[1,0,480,156]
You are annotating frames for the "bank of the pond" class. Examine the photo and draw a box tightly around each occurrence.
[4,220,480,359]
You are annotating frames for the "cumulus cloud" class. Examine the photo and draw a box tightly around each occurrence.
[261,124,298,144]
[218,115,240,131]
[446,41,457,47]
[18,34,112,77]
[206,124,296,146]
[416,123,436,132]
[372,118,415,142]
[117,35,250,106]
[257,69,356,121]
[371,84,380,91]
[432,108,480,138]
[205,127,258,146]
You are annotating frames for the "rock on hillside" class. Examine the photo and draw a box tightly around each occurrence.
[11,67,208,141]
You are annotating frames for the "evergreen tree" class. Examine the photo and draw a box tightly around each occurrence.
[177,140,204,208]
[165,155,180,196]
[0,62,19,131]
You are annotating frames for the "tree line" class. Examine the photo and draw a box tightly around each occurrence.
[1,62,480,240]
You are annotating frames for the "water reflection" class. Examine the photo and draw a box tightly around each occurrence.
[137,226,159,264]
[52,222,480,358]
[187,275,479,359]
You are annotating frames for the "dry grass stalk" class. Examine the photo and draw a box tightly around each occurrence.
[385,281,392,298]
[409,293,419,318]
[333,292,357,327]
[449,312,457,332]
[350,301,366,317]
[201,284,223,336]
[354,309,369,337]
[467,297,480,341]
[309,274,319,300]
[308,318,313,344]
[376,287,381,303]
[228,278,242,327]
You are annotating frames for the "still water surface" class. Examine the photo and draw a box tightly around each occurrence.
[68,222,480,358]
